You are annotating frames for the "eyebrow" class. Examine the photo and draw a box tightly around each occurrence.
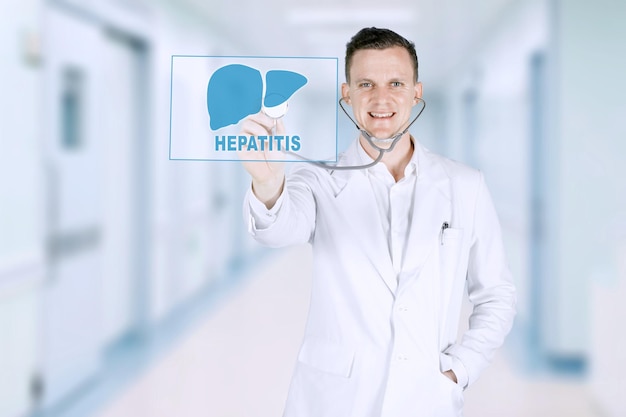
[353,77,408,84]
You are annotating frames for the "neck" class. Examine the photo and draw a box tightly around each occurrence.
[360,133,414,181]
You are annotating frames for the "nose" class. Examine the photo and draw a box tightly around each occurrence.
[370,85,392,104]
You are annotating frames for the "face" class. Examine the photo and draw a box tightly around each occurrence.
[342,46,422,144]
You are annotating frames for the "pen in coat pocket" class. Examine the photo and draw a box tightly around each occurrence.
[440,222,449,245]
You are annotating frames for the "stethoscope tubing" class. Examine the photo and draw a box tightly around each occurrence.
[282,97,426,171]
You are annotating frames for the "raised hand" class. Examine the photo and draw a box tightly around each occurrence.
[238,112,286,209]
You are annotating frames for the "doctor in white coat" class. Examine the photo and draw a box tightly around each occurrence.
[240,27,516,417]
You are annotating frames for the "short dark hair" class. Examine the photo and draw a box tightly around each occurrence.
[345,27,419,83]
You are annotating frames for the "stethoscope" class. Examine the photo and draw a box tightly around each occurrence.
[262,97,426,170]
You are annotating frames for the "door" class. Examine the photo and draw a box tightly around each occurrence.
[41,8,104,407]
[100,29,148,347]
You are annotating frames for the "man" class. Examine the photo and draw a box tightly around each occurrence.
[240,27,515,417]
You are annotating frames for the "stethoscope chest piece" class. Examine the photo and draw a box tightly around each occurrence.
[262,101,289,119]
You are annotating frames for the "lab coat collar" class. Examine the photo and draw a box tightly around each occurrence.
[401,142,452,279]
[329,137,450,202]
[329,138,451,295]
[330,141,396,293]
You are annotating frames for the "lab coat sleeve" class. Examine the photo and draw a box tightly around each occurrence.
[243,171,317,247]
[444,172,516,388]
[247,184,287,230]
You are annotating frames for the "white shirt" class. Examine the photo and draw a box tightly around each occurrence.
[355,140,418,277]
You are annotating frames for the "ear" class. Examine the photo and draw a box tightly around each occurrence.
[341,82,350,104]
[413,82,423,104]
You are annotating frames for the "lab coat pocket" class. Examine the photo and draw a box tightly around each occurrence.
[439,228,464,276]
[297,338,355,377]
[436,371,464,416]
[285,339,357,417]
[438,371,462,392]
[438,228,465,328]
[441,227,463,245]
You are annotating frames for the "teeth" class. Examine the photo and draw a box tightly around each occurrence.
[370,112,393,118]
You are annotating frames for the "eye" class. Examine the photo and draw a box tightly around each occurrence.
[391,81,403,87]
[359,82,372,88]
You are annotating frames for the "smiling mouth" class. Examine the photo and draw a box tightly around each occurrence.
[369,112,395,119]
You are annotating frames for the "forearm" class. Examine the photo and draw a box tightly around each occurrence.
[446,279,516,387]
[444,172,516,388]
[244,174,316,247]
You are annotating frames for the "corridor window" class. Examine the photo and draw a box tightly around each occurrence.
[61,67,84,150]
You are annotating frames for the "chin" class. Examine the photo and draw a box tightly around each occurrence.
[369,138,396,149]
[368,129,399,140]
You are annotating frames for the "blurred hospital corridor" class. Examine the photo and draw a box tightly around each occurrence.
[1,0,626,416]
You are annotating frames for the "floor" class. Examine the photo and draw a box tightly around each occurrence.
[94,244,604,417]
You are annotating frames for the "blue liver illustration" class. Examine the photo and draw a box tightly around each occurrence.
[207,64,263,130]
[206,65,307,129]
[264,70,308,107]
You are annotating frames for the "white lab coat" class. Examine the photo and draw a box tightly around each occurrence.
[244,140,516,417]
